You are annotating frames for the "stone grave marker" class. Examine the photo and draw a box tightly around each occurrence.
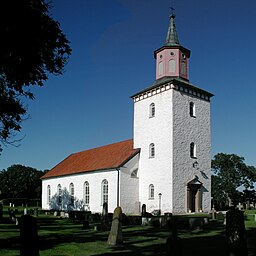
[226,207,247,256]
[211,207,217,220]
[166,217,182,256]
[141,204,146,217]
[107,207,123,246]
[101,202,109,230]
[9,208,16,223]
[19,215,39,256]
[34,208,38,217]
[141,204,149,225]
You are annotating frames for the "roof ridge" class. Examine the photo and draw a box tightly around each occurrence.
[72,138,134,155]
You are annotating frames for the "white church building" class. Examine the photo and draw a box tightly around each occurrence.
[41,13,213,215]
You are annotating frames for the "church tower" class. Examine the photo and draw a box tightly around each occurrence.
[132,13,213,214]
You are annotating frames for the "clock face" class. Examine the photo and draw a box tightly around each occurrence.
[182,53,186,60]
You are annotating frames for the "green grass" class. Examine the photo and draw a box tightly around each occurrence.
[0,210,256,256]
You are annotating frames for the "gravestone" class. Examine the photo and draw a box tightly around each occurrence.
[141,204,149,225]
[9,208,16,223]
[83,211,91,229]
[141,204,146,217]
[166,217,182,256]
[226,207,247,256]
[19,215,39,256]
[211,207,216,220]
[162,212,173,229]
[189,217,204,231]
[101,202,109,230]
[107,207,123,246]
[34,208,38,217]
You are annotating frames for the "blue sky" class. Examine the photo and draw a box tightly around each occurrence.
[1,0,256,171]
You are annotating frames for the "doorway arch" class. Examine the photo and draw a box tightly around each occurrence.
[187,177,202,213]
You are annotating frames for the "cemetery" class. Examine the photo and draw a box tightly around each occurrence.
[0,202,256,255]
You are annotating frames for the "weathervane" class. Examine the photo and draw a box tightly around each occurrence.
[170,0,175,16]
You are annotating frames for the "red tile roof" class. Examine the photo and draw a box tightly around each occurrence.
[41,139,140,179]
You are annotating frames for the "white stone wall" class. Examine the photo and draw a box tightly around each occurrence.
[133,83,211,214]
[172,88,211,213]
[42,154,140,214]
[42,169,118,213]
[119,154,140,214]
[134,88,174,213]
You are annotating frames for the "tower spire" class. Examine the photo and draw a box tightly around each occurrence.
[165,12,180,46]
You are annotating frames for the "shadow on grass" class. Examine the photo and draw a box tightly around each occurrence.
[1,216,256,256]
[38,218,227,255]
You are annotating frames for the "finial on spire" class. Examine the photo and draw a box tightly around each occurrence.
[170,7,175,17]
[165,6,180,46]
[169,0,175,17]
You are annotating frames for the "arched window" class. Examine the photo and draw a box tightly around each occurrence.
[149,103,155,118]
[149,184,154,199]
[169,59,176,73]
[149,143,155,158]
[158,61,163,75]
[190,142,196,158]
[57,184,62,205]
[84,181,90,205]
[189,102,195,117]
[102,179,108,204]
[181,61,186,75]
[47,185,51,204]
[69,183,74,205]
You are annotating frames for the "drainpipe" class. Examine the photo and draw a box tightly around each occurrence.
[116,168,120,207]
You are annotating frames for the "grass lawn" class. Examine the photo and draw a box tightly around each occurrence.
[0,209,256,256]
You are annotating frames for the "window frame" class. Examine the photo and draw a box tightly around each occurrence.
[149,103,155,118]
[101,179,108,205]
[149,184,155,199]
[189,102,196,117]
[47,185,51,204]
[149,143,155,158]
[84,181,90,205]
[190,142,197,158]
[57,184,62,205]
[69,183,74,206]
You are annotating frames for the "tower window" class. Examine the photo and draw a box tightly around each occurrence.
[149,103,155,118]
[190,142,196,158]
[149,143,155,158]
[158,61,163,75]
[149,184,155,199]
[169,59,176,73]
[181,61,186,75]
[189,102,195,117]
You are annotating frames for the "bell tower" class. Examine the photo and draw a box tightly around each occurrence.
[132,9,213,214]
[154,14,190,81]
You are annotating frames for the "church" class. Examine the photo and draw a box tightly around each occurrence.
[41,12,213,215]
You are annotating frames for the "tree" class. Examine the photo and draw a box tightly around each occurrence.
[0,0,71,151]
[211,153,256,207]
[0,164,44,199]
[49,187,84,211]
